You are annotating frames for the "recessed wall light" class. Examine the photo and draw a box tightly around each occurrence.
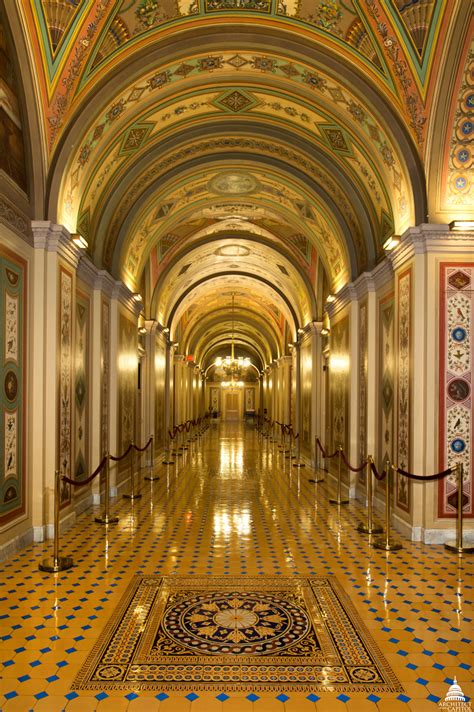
[71,233,88,249]
[449,220,474,231]
[382,235,400,251]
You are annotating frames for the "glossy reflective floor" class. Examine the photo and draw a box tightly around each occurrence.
[1,423,472,711]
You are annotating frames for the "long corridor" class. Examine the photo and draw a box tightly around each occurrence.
[0,424,472,712]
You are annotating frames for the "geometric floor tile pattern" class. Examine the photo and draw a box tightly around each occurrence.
[73,575,402,693]
[0,423,472,711]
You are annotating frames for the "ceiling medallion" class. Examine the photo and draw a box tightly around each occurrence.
[209,171,259,195]
[215,245,251,257]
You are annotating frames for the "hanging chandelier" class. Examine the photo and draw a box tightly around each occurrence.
[215,293,251,383]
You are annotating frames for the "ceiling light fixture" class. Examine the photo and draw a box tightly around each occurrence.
[326,294,336,303]
[138,326,147,335]
[321,327,330,336]
[215,293,251,384]
[133,293,143,302]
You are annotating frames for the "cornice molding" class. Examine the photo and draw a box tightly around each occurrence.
[389,223,474,271]
[112,279,142,316]
[94,269,116,297]
[0,193,30,241]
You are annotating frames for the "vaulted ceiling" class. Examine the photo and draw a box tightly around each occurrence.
[4,0,473,368]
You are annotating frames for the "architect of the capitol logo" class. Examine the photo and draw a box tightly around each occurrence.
[439,678,471,710]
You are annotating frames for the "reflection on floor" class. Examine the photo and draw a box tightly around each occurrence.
[0,423,472,711]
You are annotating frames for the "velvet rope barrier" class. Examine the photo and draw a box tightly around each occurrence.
[394,465,453,481]
[133,436,153,453]
[109,443,133,462]
[61,455,108,486]
[341,449,367,473]
[316,438,339,459]
[370,460,387,481]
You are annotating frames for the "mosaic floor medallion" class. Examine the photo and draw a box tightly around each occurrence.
[73,576,403,693]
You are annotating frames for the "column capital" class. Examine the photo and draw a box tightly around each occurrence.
[31,220,82,269]
[143,319,158,335]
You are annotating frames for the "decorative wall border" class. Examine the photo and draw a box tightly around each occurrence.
[438,263,473,519]
[100,299,110,456]
[0,246,27,526]
[359,300,367,481]
[74,289,90,483]
[329,315,349,479]
[378,292,395,492]
[58,266,73,508]
[396,268,411,513]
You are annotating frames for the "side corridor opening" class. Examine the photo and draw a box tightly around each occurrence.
[0,1,473,710]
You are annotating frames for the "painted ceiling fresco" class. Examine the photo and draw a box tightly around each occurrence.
[6,1,471,369]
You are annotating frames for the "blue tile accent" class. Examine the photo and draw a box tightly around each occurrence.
[337,693,350,702]
[18,674,30,682]
[216,693,230,701]
[65,692,78,700]
[276,693,289,702]
[186,692,199,701]
[156,693,169,701]
[125,692,138,701]
[34,691,48,700]
[4,691,18,700]
[247,693,260,702]
[306,693,320,702]
[367,694,380,703]
[397,693,411,703]
[95,692,108,701]
[427,694,440,703]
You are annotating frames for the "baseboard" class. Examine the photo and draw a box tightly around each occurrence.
[0,527,35,562]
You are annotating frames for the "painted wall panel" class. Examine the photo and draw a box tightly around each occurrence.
[396,269,411,513]
[329,315,349,478]
[118,310,137,483]
[438,263,473,519]
[58,266,73,508]
[0,248,26,526]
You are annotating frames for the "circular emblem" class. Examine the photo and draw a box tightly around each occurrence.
[447,378,470,402]
[4,371,17,401]
[451,327,467,343]
[450,438,466,454]
[209,172,258,195]
[162,592,310,655]
[96,665,125,680]
[349,667,378,682]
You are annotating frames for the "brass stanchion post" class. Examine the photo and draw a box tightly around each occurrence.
[329,446,348,505]
[96,453,119,524]
[293,434,305,468]
[39,470,74,572]
[123,444,142,500]
[145,435,158,481]
[445,463,474,554]
[357,456,382,534]
[373,462,402,551]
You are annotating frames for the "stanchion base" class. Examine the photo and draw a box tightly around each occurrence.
[329,497,349,504]
[39,556,74,573]
[373,539,403,551]
[444,541,474,554]
[357,523,383,534]
[308,478,324,483]
[293,462,305,468]
[95,514,119,524]
[123,493,142,499]
[144,474,159,481]
[162,460,175,466]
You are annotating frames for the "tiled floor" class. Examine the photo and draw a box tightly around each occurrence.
[0,423,472,711]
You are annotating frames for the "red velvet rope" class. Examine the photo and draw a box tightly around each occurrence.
[370,461,387,481]
[62,455,107,486]
[109,443,133,462]
[341,449,367,473]
[395,466,453,481]
[315,438,339,459]
[134,436,153,453]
